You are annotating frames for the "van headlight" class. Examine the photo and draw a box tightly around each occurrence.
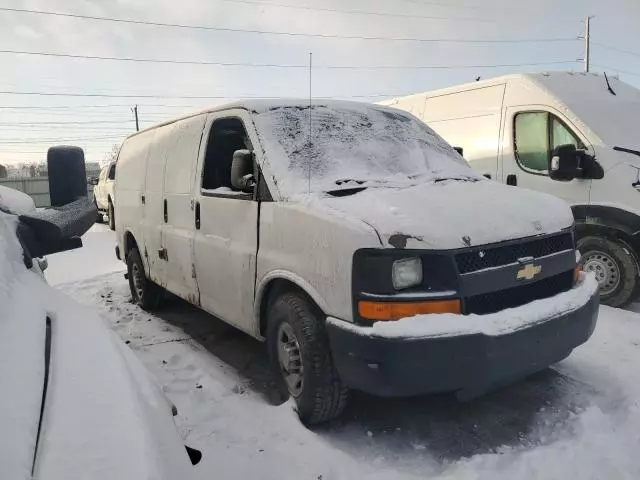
[392,257,423,290]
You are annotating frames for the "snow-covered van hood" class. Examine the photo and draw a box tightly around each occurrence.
[317,180,574,249]
[0,207,194,479]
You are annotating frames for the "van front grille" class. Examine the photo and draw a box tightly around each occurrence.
[464,270,574,315]
[455,233,573,274]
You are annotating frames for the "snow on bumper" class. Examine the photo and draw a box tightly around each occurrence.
[326,273,599,397]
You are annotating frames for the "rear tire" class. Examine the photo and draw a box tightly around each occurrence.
[127,247,163,310]
[108,199,115,231]
[578,236,638,308]
[267,292,348,425]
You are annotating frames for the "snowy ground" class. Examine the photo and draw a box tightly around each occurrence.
[49,225,640,479]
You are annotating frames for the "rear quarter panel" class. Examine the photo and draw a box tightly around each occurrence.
[115,130,155,266]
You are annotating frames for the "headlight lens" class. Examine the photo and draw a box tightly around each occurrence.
[392,257,423,290]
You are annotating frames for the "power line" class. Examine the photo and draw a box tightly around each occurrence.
[591,63,640,77]
[0,49,578,71]
[592,42,640,58]
[0,120,133,125]
[0,135,126,144]
[0,104,202,109]
[0,49,579,69]
[0,7,577,44]
[216,0,494,22]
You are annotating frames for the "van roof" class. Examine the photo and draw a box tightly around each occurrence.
[381,71,630,102]
[125,98,393,140]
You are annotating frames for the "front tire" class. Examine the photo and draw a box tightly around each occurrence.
[578,236,638,307]
[108,200,115,231]
[267,292,348,425]
[127,247,163,310]
[94,198,103,223]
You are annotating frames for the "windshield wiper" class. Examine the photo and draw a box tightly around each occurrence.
[604,72,617,96]
[613,146,640,157]
[334,178,367,186]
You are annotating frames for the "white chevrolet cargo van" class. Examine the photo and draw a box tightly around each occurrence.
[381,72,640,307]
[113,100,599,424]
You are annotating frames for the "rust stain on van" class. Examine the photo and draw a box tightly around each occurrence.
[388,233,423,249]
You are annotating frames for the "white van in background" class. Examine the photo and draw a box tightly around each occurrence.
[381,72,640,307]
[113,99,598,424]
[91,161,116,230]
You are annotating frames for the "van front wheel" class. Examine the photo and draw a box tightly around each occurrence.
[578,236,638,308]
[267,292,348,425]
[127,247,163,310]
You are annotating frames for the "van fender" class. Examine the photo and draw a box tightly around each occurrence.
[571,204,640,256]
[253,269,332,338]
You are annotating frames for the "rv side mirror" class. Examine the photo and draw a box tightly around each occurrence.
[47,146,88,206]
[549,144,580,182]
[230,149,255,193]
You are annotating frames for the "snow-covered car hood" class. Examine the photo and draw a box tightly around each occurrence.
[316,180,574,249]
[0,209,194,480]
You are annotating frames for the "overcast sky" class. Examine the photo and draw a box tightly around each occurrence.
[1,0,639,166]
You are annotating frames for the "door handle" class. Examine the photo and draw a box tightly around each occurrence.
[195,201,201,230]
[141,194,145,205]
[506,174,518,186]
[158,248,168,261]
[163,199,168,223]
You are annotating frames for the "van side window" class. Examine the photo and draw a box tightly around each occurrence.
[202,118,252,191]
[514,112,584,173]
[107,163,116,180]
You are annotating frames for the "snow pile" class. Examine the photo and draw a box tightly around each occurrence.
[0,185,36,215]
[331,273,598,339]
[252,102,479,196]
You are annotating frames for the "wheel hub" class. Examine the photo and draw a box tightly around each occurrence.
[276,322,303,397]
[582,251,620,296]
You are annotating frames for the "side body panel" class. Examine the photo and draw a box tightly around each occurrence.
[161,115,207,301]
[421,83,506,180]
[255,202,381,335]
[115,130,155,268]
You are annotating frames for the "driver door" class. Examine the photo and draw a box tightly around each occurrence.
[192,110,259,333]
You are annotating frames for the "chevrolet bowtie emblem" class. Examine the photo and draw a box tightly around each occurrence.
[517,263,542,280]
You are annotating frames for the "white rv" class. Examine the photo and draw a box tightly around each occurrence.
[382,72,640,307]
[112,99,598,424]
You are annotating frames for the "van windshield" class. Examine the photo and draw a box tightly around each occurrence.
[252,103,478,196]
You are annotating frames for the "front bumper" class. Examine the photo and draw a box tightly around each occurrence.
[326,280,599,398]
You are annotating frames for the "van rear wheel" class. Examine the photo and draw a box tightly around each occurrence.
[578,236,638,308]
[267,292,348,425]
[127,247,163,310]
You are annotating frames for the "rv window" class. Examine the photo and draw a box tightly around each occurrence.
[514,112,549,172]
[201,118,253,190]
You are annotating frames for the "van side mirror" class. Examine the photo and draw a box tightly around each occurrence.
[549,144,580,182]
[48,146,88,206]
[89,177,99,186]
[230,149,255,193]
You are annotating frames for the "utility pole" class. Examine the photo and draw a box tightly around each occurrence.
[132,104,139,131]
[582,16,593,73]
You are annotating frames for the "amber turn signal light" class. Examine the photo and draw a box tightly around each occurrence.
[574,264,582,284]
[358,299,461,321]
